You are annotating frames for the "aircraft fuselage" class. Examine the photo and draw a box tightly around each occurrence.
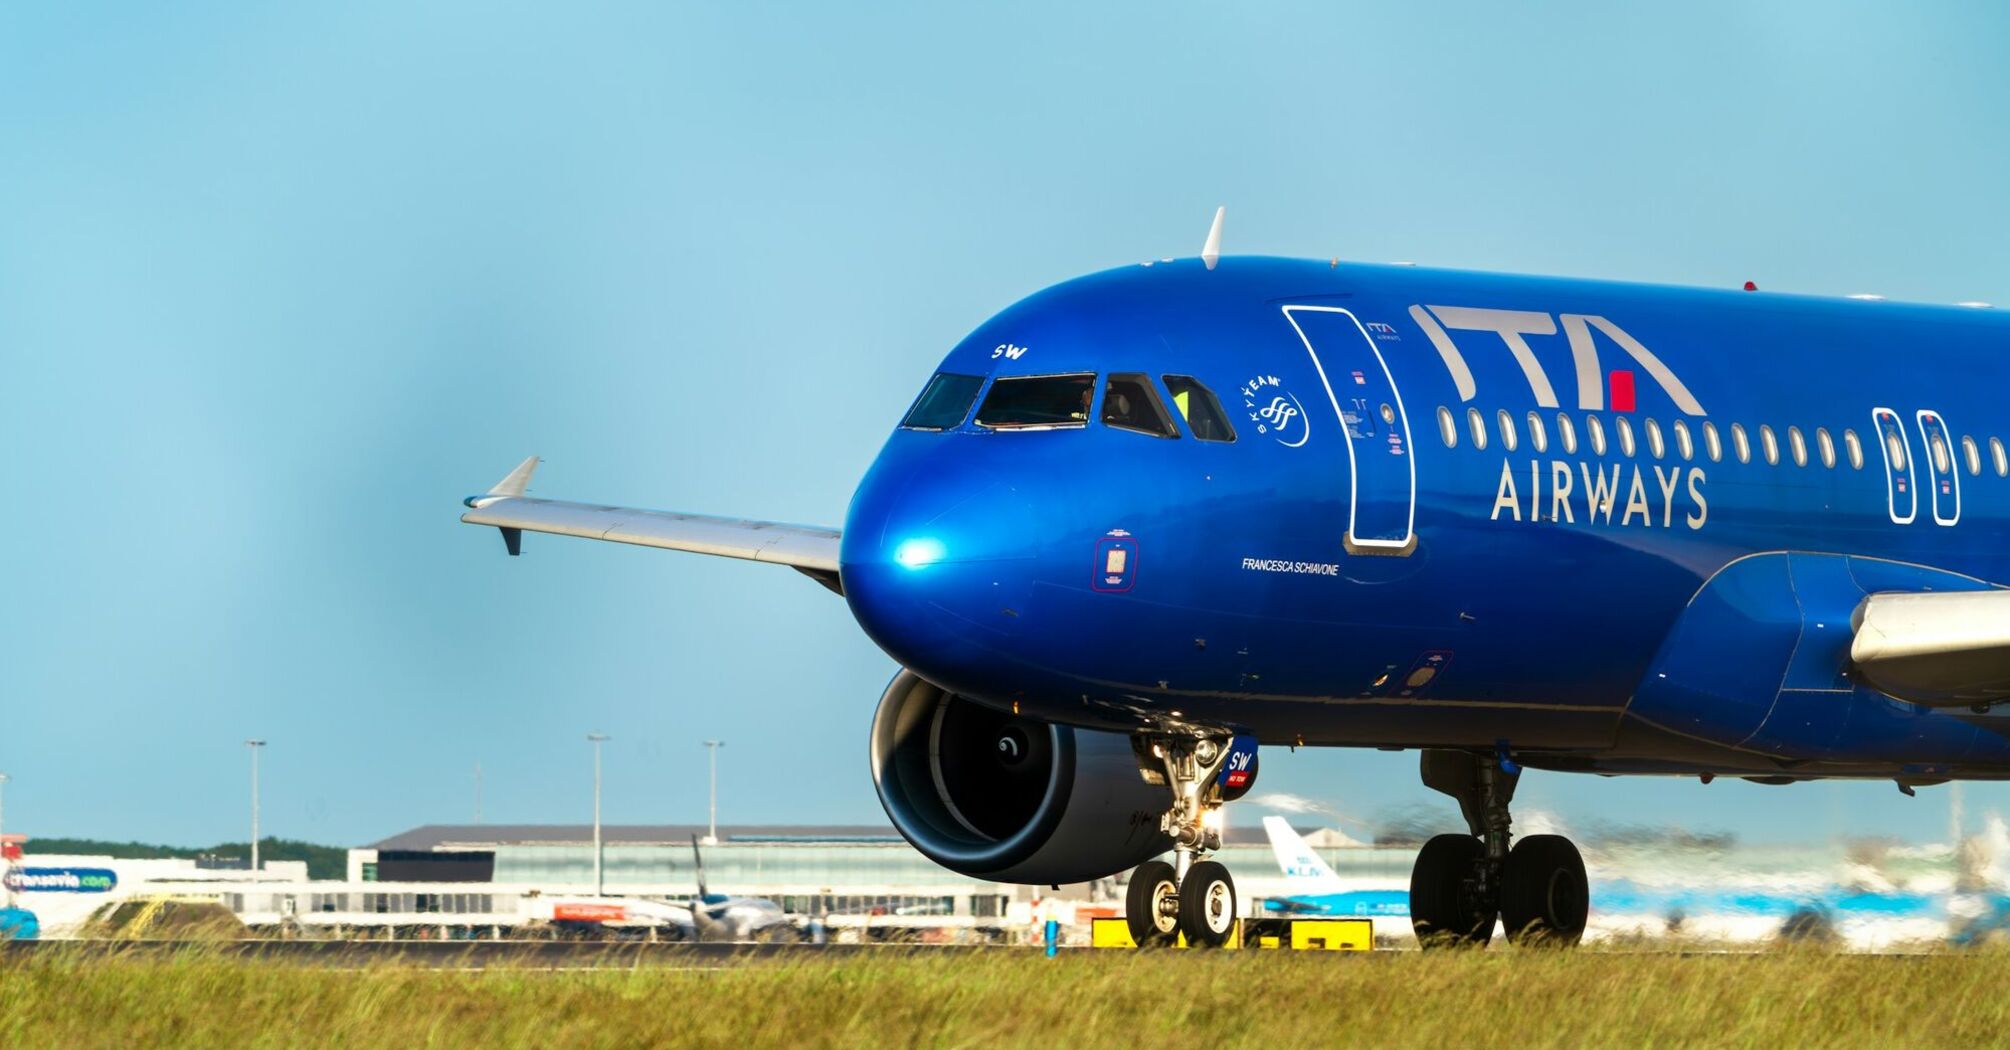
[838,257,2010,781]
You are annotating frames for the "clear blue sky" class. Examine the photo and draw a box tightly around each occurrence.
[3,3,2007,849]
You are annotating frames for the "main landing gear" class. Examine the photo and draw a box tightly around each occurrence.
[1409,749,1588,948]
[1124,733,1253,948]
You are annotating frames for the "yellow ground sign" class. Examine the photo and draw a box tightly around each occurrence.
[1089,917,1370,951]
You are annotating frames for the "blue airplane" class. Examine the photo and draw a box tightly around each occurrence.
[1257,816,1409,920]
[463,209,2010,949]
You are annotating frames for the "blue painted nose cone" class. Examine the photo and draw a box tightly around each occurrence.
[840,451,1038,688]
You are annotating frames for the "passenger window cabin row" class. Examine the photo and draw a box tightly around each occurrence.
[1434,405,2010,478]
[902,372,1238,442]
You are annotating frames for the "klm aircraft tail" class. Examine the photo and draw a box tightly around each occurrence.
[689,835,712,900]
[1262,815,1346,894]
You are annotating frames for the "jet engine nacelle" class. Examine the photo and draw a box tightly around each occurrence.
[869,670,1172,885]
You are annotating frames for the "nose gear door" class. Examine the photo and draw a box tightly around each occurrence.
[1283,306,1417,552]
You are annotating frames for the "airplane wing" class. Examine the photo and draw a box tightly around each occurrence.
[1851,589,2010,706]
[460,457,844,594]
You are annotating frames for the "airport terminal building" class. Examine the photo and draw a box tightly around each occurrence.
[5,822,1412,939]
[5,823,1965,948]
[353,824,1021,920]
[347,822,1408,921]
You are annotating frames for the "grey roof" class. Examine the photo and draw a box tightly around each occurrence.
[370,822,1289,851]
[369,824,906,851]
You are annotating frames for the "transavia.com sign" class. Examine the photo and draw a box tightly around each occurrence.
[4,867,118,893]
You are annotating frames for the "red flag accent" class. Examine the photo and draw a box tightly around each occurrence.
[1609,370,1637,412]
[554,903,627,922]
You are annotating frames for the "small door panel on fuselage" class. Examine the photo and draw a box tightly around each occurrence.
[1916,409,1959,526]
[1872,407,1916,525]
[1281,306,1416,550]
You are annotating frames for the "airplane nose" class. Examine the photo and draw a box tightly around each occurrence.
[840,460,1039,686]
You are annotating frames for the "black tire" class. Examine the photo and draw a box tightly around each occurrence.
[1410,833,1496,949]
[1499,834,1588,948]
[1177,860,1237,948]
[1778,906,1837,947]
[1125,860,1180,948]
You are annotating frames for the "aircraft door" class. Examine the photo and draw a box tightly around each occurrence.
[1871,407,1916,525]
[1915,410,1960,526]
[1282,306,1416,552]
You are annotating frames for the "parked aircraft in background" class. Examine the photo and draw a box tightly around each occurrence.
[542,838,793,942]
[1258,817,1408,921]
[464,209,2010,950]
[684,836,794,942]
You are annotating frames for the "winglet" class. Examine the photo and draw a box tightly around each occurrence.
[463,456,540,510]
[1201,206,1225,271]
[464,456,539,555]
[488,455,540,498]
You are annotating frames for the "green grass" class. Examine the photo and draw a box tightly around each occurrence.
[2,945,2005,1049]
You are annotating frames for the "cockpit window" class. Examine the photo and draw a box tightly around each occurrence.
[1162,375,1236,442]
[900,373,983,430]
[974,373,1096,429]
[1101,373,1178,438]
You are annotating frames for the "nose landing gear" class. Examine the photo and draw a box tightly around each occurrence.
[1122,733,1255,948]
[1410,749,1588,948]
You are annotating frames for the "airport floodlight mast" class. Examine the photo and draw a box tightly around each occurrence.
[587,733,609,897]
[704,740,724,846]
[245,740,266,874]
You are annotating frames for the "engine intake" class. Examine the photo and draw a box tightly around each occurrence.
[870,670,1172,884]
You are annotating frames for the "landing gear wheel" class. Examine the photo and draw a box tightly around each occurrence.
[1410,833,1496,949]
[1500,834,1588,948]
[1177,860,1237,948]
[1125,860,1180,948]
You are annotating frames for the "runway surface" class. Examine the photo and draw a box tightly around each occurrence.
[0,940,1940,967]
[0,939,998,969]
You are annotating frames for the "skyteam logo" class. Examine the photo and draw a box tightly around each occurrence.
[1240,374,1310,448]
[1259,396,1300,431]
[1407,305,1707,417]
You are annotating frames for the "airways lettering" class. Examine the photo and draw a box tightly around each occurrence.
[1580,463,1621,524]
[1492,457,1708,532]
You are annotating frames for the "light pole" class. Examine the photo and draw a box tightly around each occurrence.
[474,761,483,825]
[587,733,609,897]
[245,740,266,874]
[703,740,724,846]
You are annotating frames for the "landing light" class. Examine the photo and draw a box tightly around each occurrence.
[894,537,946,570]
